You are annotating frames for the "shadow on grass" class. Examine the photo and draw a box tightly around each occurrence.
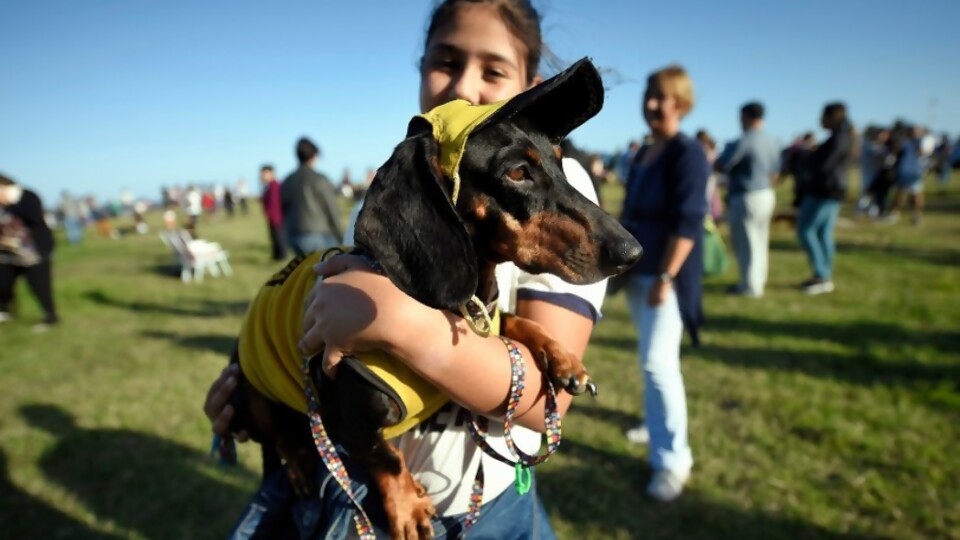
[141,330,236,356]
[570,402,641,434]
[699,315,959,380]
[768,238,960,267]
[0,447,122,539]
[923,192,960,215]
[144,262,182,279]
[594,313,959,380]
[538,438,877,540]
[17,404,256,540]
[84,290,250,318]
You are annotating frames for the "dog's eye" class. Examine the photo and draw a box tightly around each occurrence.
[505,166,532,183]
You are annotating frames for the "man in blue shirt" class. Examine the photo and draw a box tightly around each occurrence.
[716,102,781,297]
[887,126,928,225]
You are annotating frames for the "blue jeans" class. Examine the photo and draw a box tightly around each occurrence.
[939,165,952,186]
[63,217,84,245]
[229,453,557,540]
[287,232,340,257]
[625,275,693,474]
[797,198,840,280]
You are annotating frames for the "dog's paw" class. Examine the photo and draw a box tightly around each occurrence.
[284,460,313,497]
[280,446,317,498]
[388,484,435,540]
[411,492,436,540]
[539,342,598,397]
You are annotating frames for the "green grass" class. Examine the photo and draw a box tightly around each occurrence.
[1,178,958,539]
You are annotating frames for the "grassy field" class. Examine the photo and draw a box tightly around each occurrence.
[1,178,958,539]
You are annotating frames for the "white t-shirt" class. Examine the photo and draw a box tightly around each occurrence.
[345,158,607,516]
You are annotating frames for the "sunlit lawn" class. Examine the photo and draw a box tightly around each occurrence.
[1,176,958,539]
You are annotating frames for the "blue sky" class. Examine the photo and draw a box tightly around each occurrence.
[2,0,958,204]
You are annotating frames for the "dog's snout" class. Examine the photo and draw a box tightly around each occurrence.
[600,236,642,275]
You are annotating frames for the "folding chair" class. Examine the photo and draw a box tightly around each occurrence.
[159,230,233,283]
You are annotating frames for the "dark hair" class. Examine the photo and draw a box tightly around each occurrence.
[260,164,274,173]
[0,173,14,187]
[741,101,764,121]
[295,137,319,164]
[695,129,716,151]
[423,0,546,83]
[823,102,849,130]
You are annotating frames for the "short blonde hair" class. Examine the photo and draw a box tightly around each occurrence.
[647,65,695,117]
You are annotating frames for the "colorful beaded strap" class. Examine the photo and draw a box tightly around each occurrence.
[461,336,563,536]
[300,251,560,538]
[302,355,377,540]
[466,336,562,468]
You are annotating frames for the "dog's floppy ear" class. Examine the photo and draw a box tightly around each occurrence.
[354,119,478,311]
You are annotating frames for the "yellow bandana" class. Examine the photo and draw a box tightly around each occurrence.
[418,99,506,204]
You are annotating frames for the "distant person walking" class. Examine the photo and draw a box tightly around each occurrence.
[782,132,817,210]
[865,128,895,215]
[59,191,85,246]
[223,188,235,217]
[280,137,342,256]
[887,125,926,225]
[259,165,286,261]
[183,185,202,237]
[0,174,59,331]
[857,127,881,214]
[236,179,250,215]
[797,102,854,295]
[715,102,781,297]
[935,134,953,188]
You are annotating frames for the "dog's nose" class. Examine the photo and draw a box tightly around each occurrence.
[600,237,643,275]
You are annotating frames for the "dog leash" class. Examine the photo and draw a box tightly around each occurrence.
[303,250,560,537]
[302,355,377,540]
[301,335,560,539]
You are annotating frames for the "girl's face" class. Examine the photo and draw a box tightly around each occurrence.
[419,5,532,113]
[642,82,683,135]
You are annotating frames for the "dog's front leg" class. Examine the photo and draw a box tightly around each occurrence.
[500,313,597,396]
[328,362,436,540]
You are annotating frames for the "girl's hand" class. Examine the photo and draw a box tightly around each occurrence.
[300,254,376,357]
[646,280,671,307]
[203,364,249,442]
[299,254,433,377]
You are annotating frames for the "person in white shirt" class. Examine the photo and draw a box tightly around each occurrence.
[183,185,202,236]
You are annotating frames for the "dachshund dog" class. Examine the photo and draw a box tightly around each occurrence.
[228,59,642,539]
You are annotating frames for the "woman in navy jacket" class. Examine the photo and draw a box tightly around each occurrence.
[620,65,708,502]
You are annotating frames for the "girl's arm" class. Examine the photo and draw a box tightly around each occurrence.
[302,268,591,432]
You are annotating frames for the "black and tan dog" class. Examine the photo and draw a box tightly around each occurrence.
[228,58,642,539]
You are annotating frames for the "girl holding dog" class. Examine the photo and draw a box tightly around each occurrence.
[207,1,609,537]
